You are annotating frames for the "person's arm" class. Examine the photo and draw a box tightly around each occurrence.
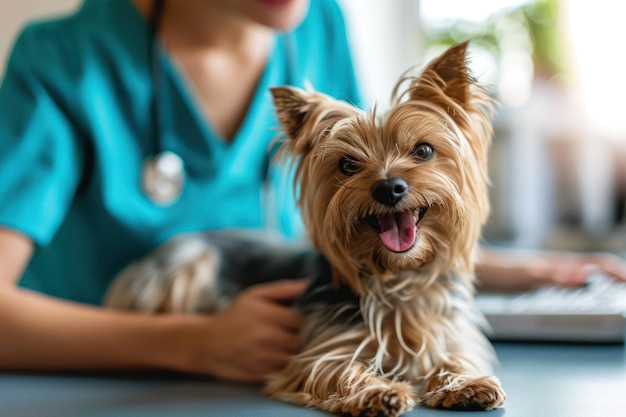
[475,246,626,293]
[0,228,306,382]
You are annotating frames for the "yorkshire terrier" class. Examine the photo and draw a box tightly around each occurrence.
[105,41,505,416]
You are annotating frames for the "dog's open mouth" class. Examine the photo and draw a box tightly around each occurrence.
[362,207,428,253]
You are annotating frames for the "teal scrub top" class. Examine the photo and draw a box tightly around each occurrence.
[0,0,362,305]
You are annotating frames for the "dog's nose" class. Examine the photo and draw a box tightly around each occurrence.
[371,178,408,206]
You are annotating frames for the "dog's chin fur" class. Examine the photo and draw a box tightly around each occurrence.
[104,41,505,417]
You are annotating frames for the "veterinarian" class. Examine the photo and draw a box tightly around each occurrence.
[0,0,624,381]
[0,0,361,382]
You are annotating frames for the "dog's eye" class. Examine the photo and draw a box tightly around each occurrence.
[339,156,361,176]
[411,143,434,161]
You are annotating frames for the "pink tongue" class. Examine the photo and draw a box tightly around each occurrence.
[378,211,417,252]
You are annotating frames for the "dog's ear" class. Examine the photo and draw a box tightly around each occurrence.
[271,86,359,155]
[271,86,312,140]
[409,41,473,112]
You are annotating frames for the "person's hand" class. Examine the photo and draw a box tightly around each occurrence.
[476,249,626,293]
[175,279,308,383]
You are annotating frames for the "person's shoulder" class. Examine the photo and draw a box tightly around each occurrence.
[15,1,132,46]
[12,15,76,62]
[7,1,144,84]
[8,6,104,80]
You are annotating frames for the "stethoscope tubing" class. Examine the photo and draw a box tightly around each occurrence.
[141,0,296,206]
[142,0,186,205]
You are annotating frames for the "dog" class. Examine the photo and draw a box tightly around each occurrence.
[104,41,505,416]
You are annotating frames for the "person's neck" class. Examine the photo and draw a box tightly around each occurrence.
[131,0,274,53]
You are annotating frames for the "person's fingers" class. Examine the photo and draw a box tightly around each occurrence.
[219,345,293,378]
[548,253,626,283]
[567,265,592,286]
[550,262,585,286]
[252,350,293,375]
[227,295,304,337]
[585,255,626,281]
[197,327,298,382]
[245,279,309,302]
[254,301,305,331]
[257,326,303,354]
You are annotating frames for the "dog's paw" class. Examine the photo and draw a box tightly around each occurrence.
[421,376,505,411]
[345,381,418,417]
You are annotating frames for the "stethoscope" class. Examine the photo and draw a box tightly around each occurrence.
[141,0,185,205]
[141,0,297,206]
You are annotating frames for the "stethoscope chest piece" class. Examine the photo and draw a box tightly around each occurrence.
[141,150,185,205]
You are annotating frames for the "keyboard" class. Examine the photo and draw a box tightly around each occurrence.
[475,274,626,343]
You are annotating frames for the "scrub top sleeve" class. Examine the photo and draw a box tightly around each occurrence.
[0,29,84,246]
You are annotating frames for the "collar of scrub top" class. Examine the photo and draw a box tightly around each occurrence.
[141,0,298,206]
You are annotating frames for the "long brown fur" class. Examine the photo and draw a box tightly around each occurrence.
[265,41,505,416]
[104,41,505,417]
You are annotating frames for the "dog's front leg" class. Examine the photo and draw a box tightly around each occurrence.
[420,363,505,411]
[265,325,418,417]
[419,322,506,411]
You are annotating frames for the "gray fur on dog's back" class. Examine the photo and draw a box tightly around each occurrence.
[104,231,318,313]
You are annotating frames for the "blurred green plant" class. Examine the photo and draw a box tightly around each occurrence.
[421,0,567,79]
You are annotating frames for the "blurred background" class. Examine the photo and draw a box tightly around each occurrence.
[1,0,625,254]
